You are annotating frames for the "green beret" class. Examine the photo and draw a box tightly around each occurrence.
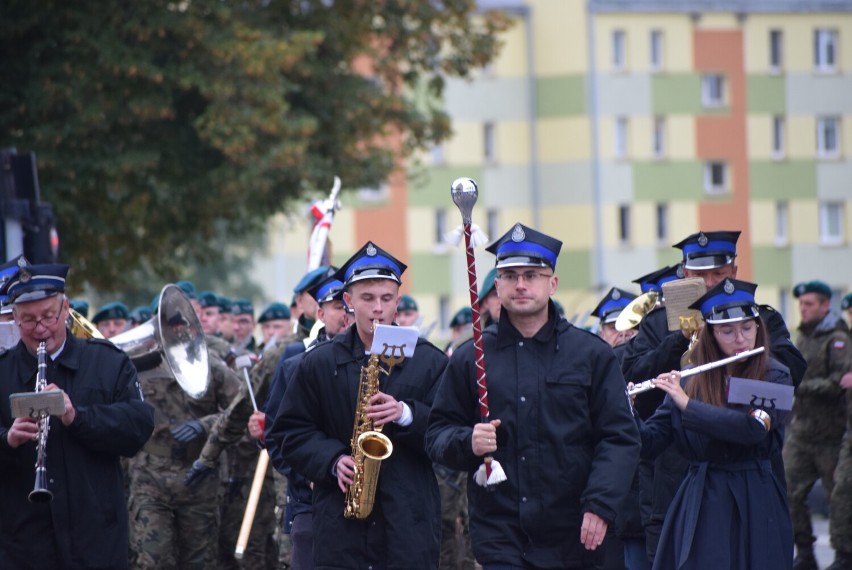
[231,298,254,316]
[294,266,333,294]
[449,307,473,328]
[175,280,196,299]
[398,294,418,313]
[553,299,565,317]
[258,302,291,323]
[129,305,153,324]
[92,301,130,324]
[69,299,90,319]
[477,268,497,303]
[197,291,219,309]
[217,295,233,313]
[793,280,832,299]
[841,292,852,311]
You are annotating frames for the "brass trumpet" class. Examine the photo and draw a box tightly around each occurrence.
[615,291,659,332]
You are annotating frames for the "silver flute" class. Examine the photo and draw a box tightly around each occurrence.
[627,346,765,396]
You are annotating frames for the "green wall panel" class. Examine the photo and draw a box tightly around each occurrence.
[651,74,703,115]
[409,252,452,294]
[408,165,484,207]
[747,75,786,114]
[634,161,704,201]
[751,246,792,286]
[749,161,816,199]
[537,75,586,118]
[555,249,592,289]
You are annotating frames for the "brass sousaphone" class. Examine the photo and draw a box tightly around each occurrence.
[110,284,209,399]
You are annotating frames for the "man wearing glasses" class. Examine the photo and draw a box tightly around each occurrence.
[0,263,154,569]
[426,223,640,570]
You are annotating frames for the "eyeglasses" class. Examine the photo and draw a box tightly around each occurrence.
[15,299,65,332]
[712,322,758,343]
[497,271,553,284]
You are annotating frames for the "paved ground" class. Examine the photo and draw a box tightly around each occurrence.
[813,515,836,569]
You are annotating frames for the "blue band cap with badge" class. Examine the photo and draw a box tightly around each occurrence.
[310,277,345,305]
[592,287,638,324]
[689,278,759,325]
[793,280,832,299]
[258,302,291,323]
[232,298,254,316]
[673,230,740,271]
[486,223,562,270]
[335,242,407,287]
[92,301,130,324]
[3,263,69,303]
[0,255,30,312]
[294,266,334,294]
[632,264,682,294]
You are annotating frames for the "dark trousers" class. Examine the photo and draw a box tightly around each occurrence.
[291,513,313,570]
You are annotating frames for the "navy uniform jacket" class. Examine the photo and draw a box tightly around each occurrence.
[0,336,154,570]
[277,325,447,570]
[622,305,806,389]
[426,302,641,569]
[638,358,793,570]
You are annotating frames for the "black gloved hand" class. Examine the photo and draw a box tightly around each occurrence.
[184,459,214,487]
[171,419,205,443]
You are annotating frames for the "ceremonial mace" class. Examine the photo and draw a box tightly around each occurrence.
[450,177,506,487]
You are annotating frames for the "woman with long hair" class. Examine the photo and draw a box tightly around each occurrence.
[634,277,793,570]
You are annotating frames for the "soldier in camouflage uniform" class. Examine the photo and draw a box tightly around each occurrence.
[785,281,852,570]
[128,288,242,570]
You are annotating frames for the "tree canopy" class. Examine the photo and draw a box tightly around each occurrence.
[0,0,508,291]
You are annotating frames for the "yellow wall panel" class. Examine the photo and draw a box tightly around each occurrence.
[491,16,529,78]
[595,14,693,73]
[541,205,595,248]
[444,122,483,164]
[406,208,436,253]
[789,200,819,244]
[779,15,852,73]
[749,200,776,245]
[747,116,773,160]
[786,116,814,160]
[696,14,739,30]
[631,116,653,161]
[496,121,532,165]
[533,0,587,75]
[632,202,658,246]
[669,202,699,241]
[843,113,852,155]
[538,117,591,162]
[668,116,696,160]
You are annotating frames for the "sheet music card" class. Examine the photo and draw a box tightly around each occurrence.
[727,377,794,411]
[370,324,418,358]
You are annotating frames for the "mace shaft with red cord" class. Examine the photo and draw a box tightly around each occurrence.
[450,177,506,488]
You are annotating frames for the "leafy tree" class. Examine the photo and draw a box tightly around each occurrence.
[0,0,509,291]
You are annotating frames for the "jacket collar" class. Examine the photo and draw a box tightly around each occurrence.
[495,300,562,348]
[11,335,83,389]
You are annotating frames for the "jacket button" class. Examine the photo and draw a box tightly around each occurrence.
[520,396,526,402]
[518,341,524,347]
[522,496,528,502]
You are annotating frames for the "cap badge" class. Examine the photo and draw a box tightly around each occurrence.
[724,279,735,294]
[511,224,525,243]
[366,244,377,257]
[795,284,805,296]
[19,268,31,283]
[612,289,621,300]
[17,257,26,268]
[697,233,708,247]
[676,265,684,279]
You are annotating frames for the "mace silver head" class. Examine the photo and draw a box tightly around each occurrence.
[450,177,479,224]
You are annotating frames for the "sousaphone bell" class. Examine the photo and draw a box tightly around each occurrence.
[110,284,209,399]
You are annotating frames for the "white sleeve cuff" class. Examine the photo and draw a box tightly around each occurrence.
[395,402,413,427]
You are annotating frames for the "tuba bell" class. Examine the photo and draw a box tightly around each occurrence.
[615,291,659,332]
[110,284,209,399]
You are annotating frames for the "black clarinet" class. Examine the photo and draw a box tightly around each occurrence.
[29,341,53,503]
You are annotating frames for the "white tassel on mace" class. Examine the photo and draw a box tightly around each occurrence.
[474,457,507,487]
[444,224,488,248]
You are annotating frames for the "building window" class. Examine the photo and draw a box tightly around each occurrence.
[656,203,668,243]
[704,161,728,194]
[614,116,628,159]
[483,122,495,162]
[653,116,666,159]
[819,201,844,245]
[435,208,447,245]
[775,201,789,246]
[618,204,631,244]
[814,29,837,72]
[486,208,499,243]
[612,30,626,71]
[701,74,725,108]
[817,116,840,158]
[439,295,451,332]
[769,29,783,72]
[430,143,445,165]
[778,288,789,322]
[650,30,664,71]
[772,115,785,159]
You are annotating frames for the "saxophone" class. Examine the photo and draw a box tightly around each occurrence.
[343,321,400,520]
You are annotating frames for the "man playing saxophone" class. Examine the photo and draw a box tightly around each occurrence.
[0,263,154,570]
[275,241,448,569]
